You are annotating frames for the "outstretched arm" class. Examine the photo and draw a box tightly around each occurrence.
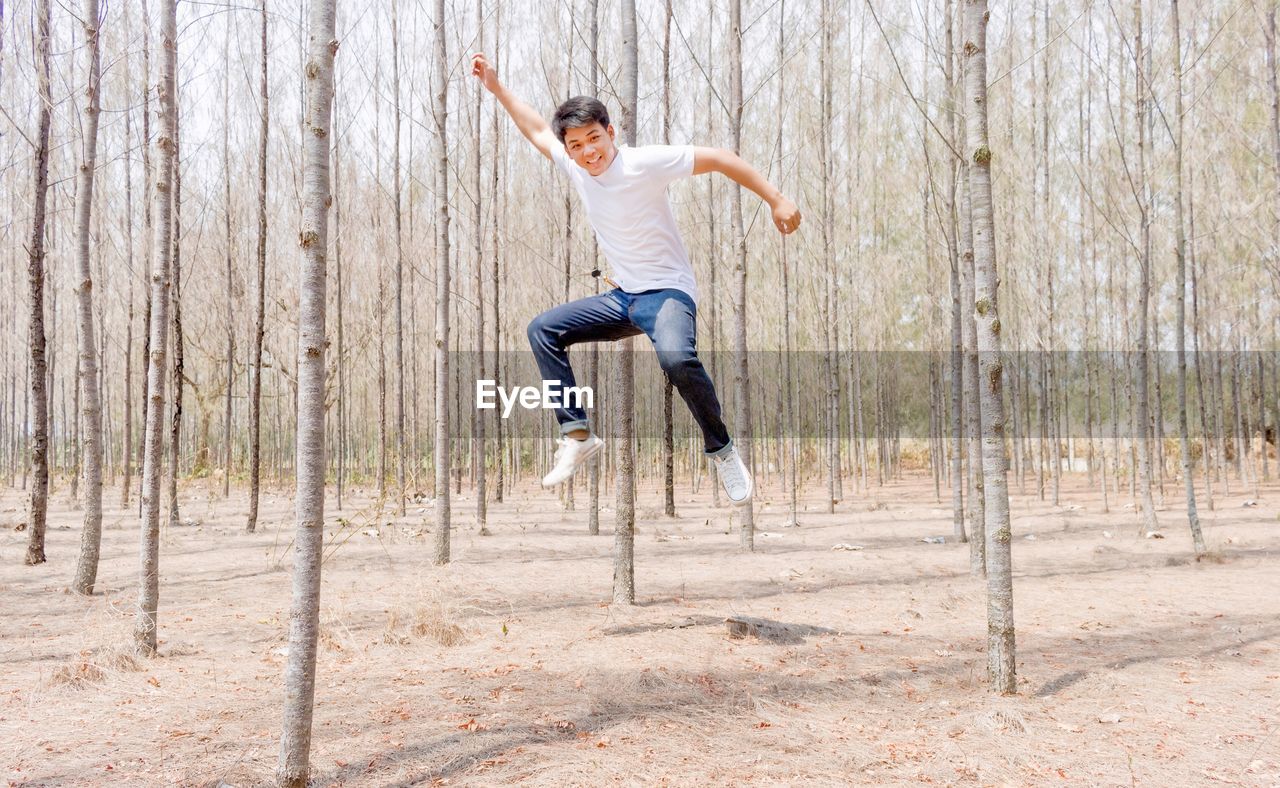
[693,147,801,235]
[471,52,556,161]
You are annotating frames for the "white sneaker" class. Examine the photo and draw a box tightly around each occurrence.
[712,445,753,505]
[542,434,605,487]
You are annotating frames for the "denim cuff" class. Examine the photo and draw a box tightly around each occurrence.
[705,439,734,459]
[559,419,590,436]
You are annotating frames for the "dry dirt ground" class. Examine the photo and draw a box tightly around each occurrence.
[2,470,1278,786]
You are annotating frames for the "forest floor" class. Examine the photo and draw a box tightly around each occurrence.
[2,469,1279,786]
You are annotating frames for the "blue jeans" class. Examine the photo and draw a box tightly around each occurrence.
[526,288,733,456]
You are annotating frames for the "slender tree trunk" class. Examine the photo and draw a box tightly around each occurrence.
[1133,0,1159,535]
[136,0,153,514]
[121,82,135,507]
[167,109,184,529]
[276,0,336,780]
[778,0,798,527]
[961,161,985,574]
[392,0,407,519]
[134,0,177,655]
[1170,0,1205,553]
[334,73,345,512]
[963,0,1015,694]
[585,0,599,532]
[473,0,488,535]
[432,0,452,566]
[661,0,676,518]
[1189,178,1213,510]
[945,0,966,543]
[614,0,638,602]
[729,0,754,549]
[819,0,837,515]
[247,0,269,533]
[24,0,55,566]
[491,0,505,506]
[223,22,234,500]
[72,0,105,593]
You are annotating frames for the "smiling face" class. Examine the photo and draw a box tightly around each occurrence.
[562,122,617,177]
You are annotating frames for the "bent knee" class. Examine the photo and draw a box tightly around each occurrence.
[526,315,553,347]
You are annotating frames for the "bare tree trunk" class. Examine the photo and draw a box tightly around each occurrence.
[613,0,639,602]
[945,0,966,543]
[121,60,136,508]
[168,109,184,529]
[963,0,1015,695]
[729,0,754,549]
[1170,0,1205,554]
[1189,179,1213,510]
[819,0,836,516]
[134,0,177,655]
[778,0,798,527]
[333,73,346,511]
[135,0,153,515]
[24,0,53,567]
[392,0,407,519]
[491,0,504,506]
[222,22,234,500]
[276,0,336,780]
[661,0,676,519]
[961,161,985,574]
[1133,0,1159,535]
[72,0,105,593]
[585,0,600,532]
[432,0,452,566]
[247,0,269,533]
[473,0,489,535]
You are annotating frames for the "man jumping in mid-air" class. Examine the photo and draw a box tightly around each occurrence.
[471,52,801,506]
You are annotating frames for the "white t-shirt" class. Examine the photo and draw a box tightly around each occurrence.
[550,142,699,303]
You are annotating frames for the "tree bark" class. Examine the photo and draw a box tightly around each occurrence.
[1133,0,1159,535]
[134,0,178,655]
[432,0,453,566]
[729,0,754,549]
[614,0,639,602]
[167,105,184,529]
[585,0,599,532]
[1171,0,1205,554]
[222,20,235,500]
[491,0,504,507]
[334,70,345,512]
[963,0,1015,695]
[247,0,269,533]
[961,160,985,574]
[121,58,136,508]
[392,0,407,519]
[23,0,53,567]
[661,0,676,519]
[945,0,966,543]
[72,0,105,593]
[276,0,336,780]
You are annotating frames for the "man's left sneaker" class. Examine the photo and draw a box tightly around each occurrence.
[541,434,605,487]
[712,445,754,505]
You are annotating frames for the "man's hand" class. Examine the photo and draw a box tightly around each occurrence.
[471,52,500,93]
[472,52,556,160]
[772,196,801,235]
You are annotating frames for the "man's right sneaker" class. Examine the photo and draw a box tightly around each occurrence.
[541,434,605,487]
[712,445,754,505]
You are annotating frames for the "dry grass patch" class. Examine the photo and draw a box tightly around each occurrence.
[47,645,141,689]
[384,597,468,647]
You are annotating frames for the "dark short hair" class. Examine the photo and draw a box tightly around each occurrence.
[552,96,610,143]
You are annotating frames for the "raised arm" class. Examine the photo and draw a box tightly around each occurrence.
[693,147,801,235]
[472,52,556,161]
